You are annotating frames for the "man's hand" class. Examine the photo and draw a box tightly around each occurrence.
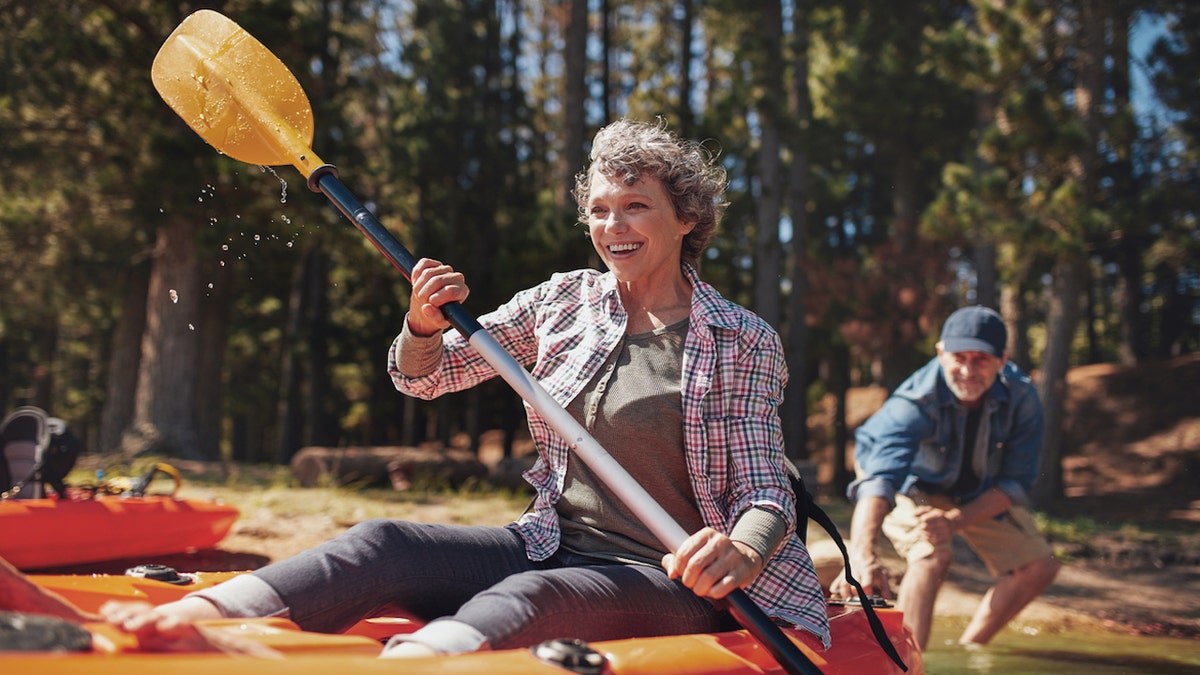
[830,494,893,599]
[662,527,764,600]
[914,506,959,547]
[830,552,891,600]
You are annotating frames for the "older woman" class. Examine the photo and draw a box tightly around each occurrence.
[90,119,829,656]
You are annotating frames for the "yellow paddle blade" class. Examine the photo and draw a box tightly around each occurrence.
[151,9,324,177]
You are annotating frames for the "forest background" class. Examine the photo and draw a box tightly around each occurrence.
[0,0,1197,508]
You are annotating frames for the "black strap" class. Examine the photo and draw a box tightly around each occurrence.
[805,490,908,672]
[784,460,906,671]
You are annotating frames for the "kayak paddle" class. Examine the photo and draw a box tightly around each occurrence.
[152,10,826,675]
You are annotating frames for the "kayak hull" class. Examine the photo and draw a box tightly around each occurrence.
[0,497,239,570]
[13,571,923,674]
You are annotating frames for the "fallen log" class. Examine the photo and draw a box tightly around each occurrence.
[290,445,486,490]
[387,449,488,491]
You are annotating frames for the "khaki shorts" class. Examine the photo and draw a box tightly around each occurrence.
[882,493,1054,577]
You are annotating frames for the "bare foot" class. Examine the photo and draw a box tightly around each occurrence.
[0,556,98,622]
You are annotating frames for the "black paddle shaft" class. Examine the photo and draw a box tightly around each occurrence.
[306,164,824,675]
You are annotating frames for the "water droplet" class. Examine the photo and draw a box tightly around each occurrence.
[169,289,179,303]
[188,323,195,331]
[261,166,289,203]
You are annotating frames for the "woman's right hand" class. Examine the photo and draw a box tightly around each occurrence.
[407,258,470,337]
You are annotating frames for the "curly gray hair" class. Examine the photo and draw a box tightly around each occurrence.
[572,118,728,268]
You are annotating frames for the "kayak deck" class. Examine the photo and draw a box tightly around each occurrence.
[14,571,922,674]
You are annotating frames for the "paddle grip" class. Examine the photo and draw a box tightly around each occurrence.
[309,164,820,675]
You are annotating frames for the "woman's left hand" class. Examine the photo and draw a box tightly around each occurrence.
[662,527,764,599]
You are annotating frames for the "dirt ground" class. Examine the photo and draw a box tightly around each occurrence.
[62,354,1200,641]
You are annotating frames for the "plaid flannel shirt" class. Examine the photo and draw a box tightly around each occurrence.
[388,264,830,645]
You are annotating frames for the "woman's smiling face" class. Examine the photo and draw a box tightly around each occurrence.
[586,170,693,285]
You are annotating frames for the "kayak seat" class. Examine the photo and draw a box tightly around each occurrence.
[1,406,79,500]
[1,408,49,499]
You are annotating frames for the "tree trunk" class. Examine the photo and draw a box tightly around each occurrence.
[276,250,309,464]
[304,249,337,447]
[881,138,922,390]
[1108,7,1144,366]
[972,91,999,308]
[563,0,587,201]
[99,263,149,454]
[1001,280,1032,372]
[122,217,204,460]
[195,259,231,460]
[1033,257,1083,507]
[782,2,812,462]
[1116,237,1145,365]
[1032,0,1103,507]
[830,341,853,496]
[751,1,784,329]
[600,0,612,124]
[675,0,695,136]
[1085,265,1102,364]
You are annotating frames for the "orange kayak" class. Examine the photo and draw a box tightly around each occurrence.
[0,496,239,570]
[9,570,922,674]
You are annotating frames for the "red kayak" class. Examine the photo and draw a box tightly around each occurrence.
[10,570,922,674]
[0,495,238,570]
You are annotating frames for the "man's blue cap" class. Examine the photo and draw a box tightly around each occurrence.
[940,306,1006,357]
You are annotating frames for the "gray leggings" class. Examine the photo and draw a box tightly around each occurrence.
[250,519,733,650]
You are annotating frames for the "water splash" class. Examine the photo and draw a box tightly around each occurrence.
[261,165,288,203]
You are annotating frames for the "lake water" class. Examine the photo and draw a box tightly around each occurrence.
[922,617,1200,674]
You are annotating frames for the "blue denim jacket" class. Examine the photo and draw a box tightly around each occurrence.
[847,357,1044,507]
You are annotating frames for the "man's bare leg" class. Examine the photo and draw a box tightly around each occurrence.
[896,549,953,650]
[959,555,1060,645]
